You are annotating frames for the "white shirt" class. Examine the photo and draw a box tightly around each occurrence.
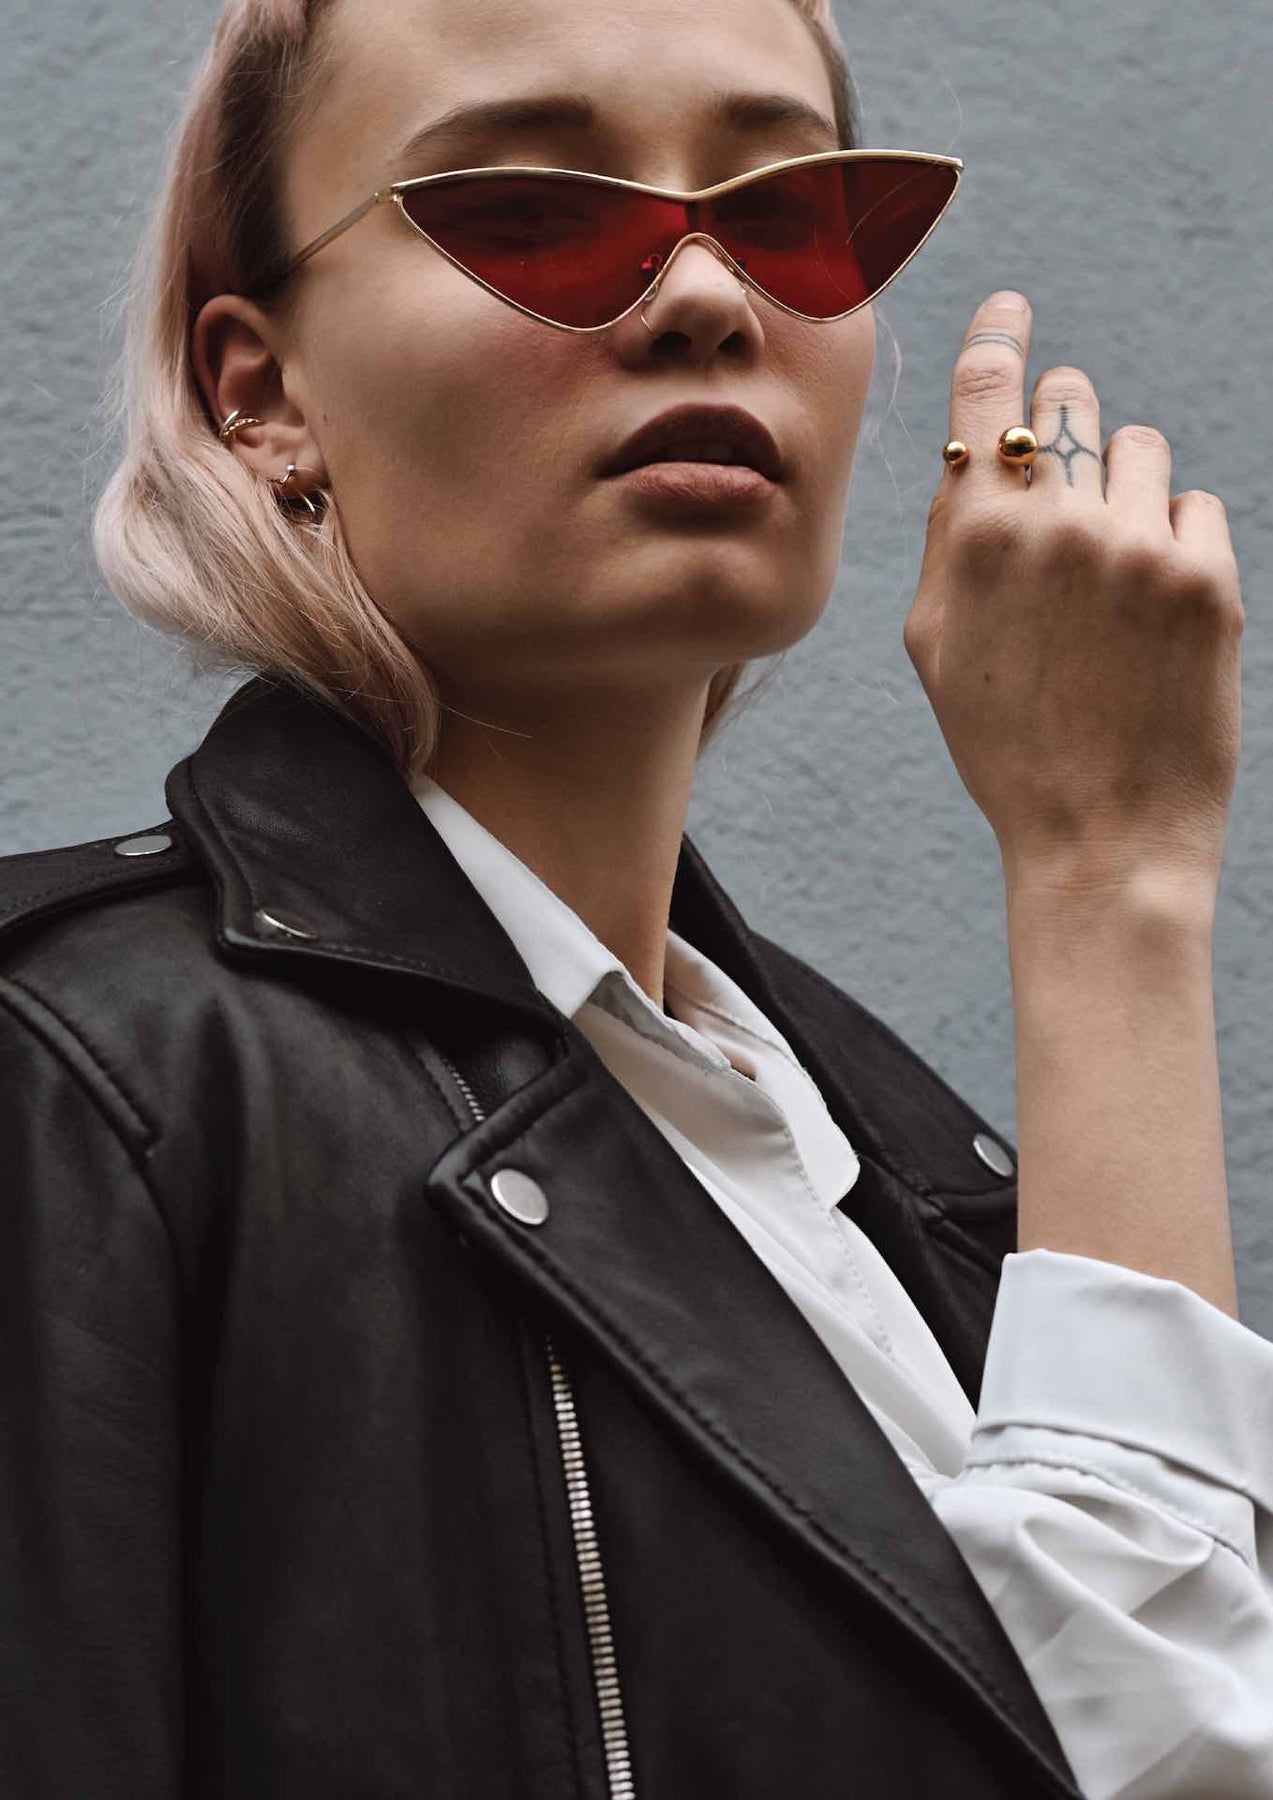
[410,772,1273,1800]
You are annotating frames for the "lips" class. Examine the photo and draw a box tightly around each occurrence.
[599,403,784,483]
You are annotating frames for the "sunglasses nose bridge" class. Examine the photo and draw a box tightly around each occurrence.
[642,218,749,302]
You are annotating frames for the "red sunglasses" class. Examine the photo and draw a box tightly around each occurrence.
[255,148,963,331]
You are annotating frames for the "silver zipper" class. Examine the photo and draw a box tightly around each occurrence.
[438,1051,636,1798]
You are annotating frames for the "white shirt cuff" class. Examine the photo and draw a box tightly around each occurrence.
[972,1248,1273,1517]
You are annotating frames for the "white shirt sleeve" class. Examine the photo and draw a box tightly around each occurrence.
[925,1248,1273,1799]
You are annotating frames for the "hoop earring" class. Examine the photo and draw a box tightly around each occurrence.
[268,464,321,518]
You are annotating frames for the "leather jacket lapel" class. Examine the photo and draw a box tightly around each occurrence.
[425,1032,1077,1797]
[670,830,1023,1412]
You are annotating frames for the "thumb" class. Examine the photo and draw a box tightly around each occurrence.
[903,482,951,691]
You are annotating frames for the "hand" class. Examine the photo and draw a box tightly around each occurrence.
[904,291,1244,911]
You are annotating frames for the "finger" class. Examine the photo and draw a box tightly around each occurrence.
[1169,487,1233,554]
[1103,424,1173,530]
[948,291,1033,491]
[1028,367,1105,500]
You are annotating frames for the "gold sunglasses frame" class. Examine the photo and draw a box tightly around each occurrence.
[259,148,964,331]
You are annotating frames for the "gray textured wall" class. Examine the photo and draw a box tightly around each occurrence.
[3,1,1270,1329]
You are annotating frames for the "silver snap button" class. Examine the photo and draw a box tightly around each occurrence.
[973,1131,1016,1178]
[255,908,319,941]
[490,1169,550,1227]
[113,833,173,858]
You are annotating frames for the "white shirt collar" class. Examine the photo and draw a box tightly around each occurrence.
[408,770,859,1205]
[409,771,637,1022]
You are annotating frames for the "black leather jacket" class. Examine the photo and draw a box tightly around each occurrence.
[0,674,1081,1797]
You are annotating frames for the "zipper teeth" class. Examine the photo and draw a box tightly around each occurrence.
[546,1335,636,1800]
[444,1057,486,1128]
[437,1052,636,1799]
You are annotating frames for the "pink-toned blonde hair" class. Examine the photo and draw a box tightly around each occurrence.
[92,0,859,781]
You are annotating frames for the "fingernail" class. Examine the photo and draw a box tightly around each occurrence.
[987,290,1029,311]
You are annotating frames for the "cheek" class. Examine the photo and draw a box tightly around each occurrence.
[802,308,875,472]
[313,264,548,506]
[300,265,580,635]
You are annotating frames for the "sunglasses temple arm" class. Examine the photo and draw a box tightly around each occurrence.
[277,191,392,286]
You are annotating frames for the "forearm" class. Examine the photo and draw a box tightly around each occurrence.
[1003,868,1239,1320]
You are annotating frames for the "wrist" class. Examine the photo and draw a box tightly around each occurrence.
[1002,863,1217,1030]
[1002,855,1218,947]
[1003,866,1236,1317]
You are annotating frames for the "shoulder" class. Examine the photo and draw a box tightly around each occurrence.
[0,821,246,1143]
[0,820,211,987]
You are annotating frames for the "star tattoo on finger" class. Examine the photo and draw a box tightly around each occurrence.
[1039,404,1104,489]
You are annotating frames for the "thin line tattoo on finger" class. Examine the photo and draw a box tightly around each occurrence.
[1039,403,1104,489]
[964,330,1026,357]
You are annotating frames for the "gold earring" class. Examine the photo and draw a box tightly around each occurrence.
[218,408,265,442]
[268,464,321,517]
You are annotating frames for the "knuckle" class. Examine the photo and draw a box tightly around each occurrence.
[952,359,1018,405]
[953,502,1019,565]
[1110,538,1170,593]
[1113,423,1171,454]
[1104,537,1244,633]
[1035,365,1096,406]
[1181,487,1227,514]
[1219,593,1246,637]
[1172,559,1239,622]
[1042,512,1106,568]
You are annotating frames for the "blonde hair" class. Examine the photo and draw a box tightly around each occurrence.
[92,0,859,781]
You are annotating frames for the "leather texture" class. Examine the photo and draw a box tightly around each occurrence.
[0,673,1082,1797]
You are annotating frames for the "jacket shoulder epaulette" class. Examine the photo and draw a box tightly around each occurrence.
[0,820,199,960]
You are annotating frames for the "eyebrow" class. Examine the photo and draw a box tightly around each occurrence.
[390,88,841,176]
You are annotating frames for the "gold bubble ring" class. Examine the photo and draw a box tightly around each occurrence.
[997,425,1039,467]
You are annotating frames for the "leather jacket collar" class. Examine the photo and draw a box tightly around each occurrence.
[165,673,996,1203]
[163,668,821,1041]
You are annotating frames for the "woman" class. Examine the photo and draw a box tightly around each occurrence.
[1,0,1269,1794]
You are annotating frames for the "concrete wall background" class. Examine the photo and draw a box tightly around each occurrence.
[3,0,1270,1330]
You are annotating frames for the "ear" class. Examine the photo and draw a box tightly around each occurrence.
[192,293,329,491]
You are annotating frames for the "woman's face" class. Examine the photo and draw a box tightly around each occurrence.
[232,0,874,717]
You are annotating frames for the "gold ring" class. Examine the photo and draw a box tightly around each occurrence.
[942,439,970,469]
[997,425,1039,467]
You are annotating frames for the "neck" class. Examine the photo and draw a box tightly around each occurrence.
[427,677,714,1010]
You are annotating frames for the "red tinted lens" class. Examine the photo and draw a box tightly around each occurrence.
[398,156,957,328]
[399,175,684,327]
[710,157,959,318]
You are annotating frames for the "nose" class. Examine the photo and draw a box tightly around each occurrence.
[653,231,742,275]
[644,233,751,308]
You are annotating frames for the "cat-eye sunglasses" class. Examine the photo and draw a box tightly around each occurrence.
[252,147,964,331]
